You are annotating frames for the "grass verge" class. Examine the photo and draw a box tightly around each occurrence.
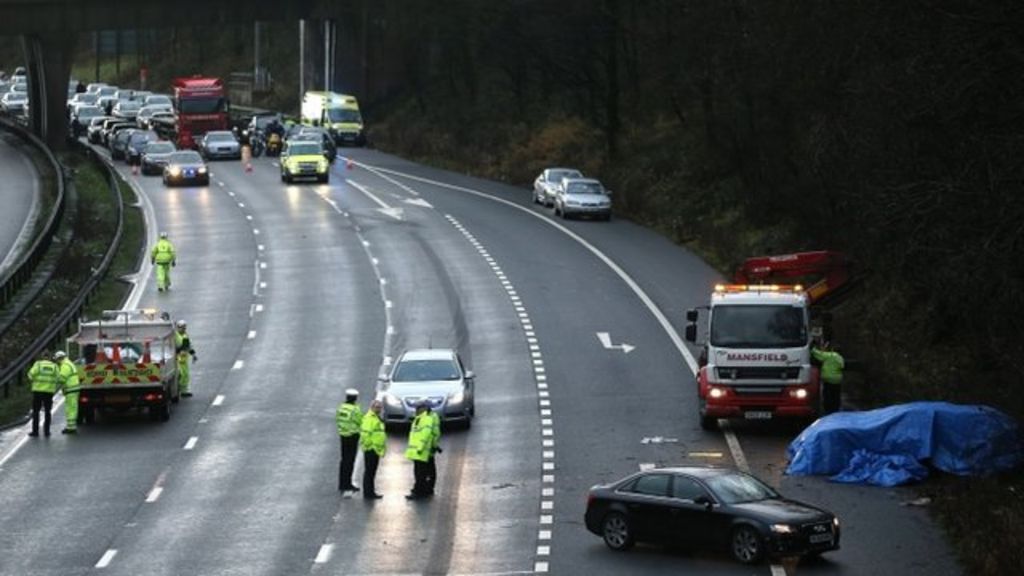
[0,150,143,427]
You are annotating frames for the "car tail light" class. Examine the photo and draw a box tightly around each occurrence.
[143,392,163,402]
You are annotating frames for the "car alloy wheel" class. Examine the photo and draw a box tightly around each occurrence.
[601,512,634,551]
[731,526,764,564]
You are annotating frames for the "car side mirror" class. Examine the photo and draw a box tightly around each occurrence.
[465,370,475,380]
[694,495,713,510]
[686,308,699,323]
[685,323,698,343]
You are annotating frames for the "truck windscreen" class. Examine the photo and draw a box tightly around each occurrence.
[177,97,226,114]
[710,305,806,348]
[327,108,361,123]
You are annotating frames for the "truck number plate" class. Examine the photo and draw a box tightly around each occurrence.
[744,411,773,420]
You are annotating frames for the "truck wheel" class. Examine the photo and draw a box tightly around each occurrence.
[699,399,717,431]
[82,406,95,424]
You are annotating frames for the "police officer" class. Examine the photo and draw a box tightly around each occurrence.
[812,340,845,414]
[405,402,441,499]
[424,405,442,495]
[360,399,386,500]
[27,351,60,437]
[336,389,363,492]
[151,232,176,292]
[55,351,80,435]
[174,320,197,398]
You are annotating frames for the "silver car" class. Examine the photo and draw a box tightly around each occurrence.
[554,177,613,220]
[378,349,475,427]
[199,130,241,160]
[533,167,583,206]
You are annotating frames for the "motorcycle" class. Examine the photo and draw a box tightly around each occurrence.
[265,132,283,157]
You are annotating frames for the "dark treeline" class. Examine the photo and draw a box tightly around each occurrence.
[364,0,1024,420]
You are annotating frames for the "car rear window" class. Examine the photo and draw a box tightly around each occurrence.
[625,474,671,497]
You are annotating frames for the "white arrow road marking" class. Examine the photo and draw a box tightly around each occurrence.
[404,197,434,208]
[596,332,636,354]
[640,436,679,444]
[346,179,403,220]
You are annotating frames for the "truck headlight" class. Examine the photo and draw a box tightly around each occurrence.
[708,386,726,399]
[788,388,808,399]
[770,524,795,534]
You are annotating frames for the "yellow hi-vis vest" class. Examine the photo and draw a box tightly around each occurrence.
[360,411,386,456]
[28,360,60,393]
[336,402,363,437]
[151,238,176,264]
[59,359,81,394]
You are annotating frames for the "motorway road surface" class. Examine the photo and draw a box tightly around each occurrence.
[0,129,42,276]
[0,141,961,575]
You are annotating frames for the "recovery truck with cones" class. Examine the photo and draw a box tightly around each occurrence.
[66,309,180,423]
[684,251,857,429]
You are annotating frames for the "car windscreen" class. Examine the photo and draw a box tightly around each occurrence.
[287,143,322,156]
[77,107,102,117]
[178,97,226,114]
[130,132,156,144]
[7,93,26,101]
[709,304,806,348]
[118,102,142,111]
[254,115,282,129]
[705,473,779,505]
[566,182,604,195]
[206,133,235,142]
[393,359,460,382]
[145,142,175,154]
[548,169,581,182]
[327,108,362,123]
[170,151,202,164]
[145,96,171,106]
[75,94,98,104]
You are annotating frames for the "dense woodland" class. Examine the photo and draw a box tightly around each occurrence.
[2,2,1022,571]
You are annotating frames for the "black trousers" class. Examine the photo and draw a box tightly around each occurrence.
[338,434,360,490]
[424,455,437,494]
[362,451,380,496]
[823,382,842,414]
[31,392,54,434]
[413,460,430,495]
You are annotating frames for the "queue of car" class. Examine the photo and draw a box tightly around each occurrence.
[533,167,613,221]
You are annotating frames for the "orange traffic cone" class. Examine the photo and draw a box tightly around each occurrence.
[131,164,139,175]
[95,346,108,363]
[142,341,152,363]
[245,161,253,173]
[345,158,354,170]
[111,344,122,365]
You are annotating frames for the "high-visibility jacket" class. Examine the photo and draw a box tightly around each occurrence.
[812,347,845,385]
[28,359,60,394]
[336,402,363,437]
[427,411,441,452]
[175,330,194,358]
[151,238,176,265]
[405,411,439,462]
[360,411,386,456]
[58,359,80,394]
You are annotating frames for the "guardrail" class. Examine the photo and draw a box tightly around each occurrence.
[0,142,124,402]
[0,118,65,309]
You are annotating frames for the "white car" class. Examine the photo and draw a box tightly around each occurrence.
[553,177,613,221]
[533,167,583,206]
[378,349,475,428]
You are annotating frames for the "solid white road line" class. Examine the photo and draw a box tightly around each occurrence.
[232,360,244,370]
[212,395,225,406]
[145,486,163,503]
[183,436,198,450]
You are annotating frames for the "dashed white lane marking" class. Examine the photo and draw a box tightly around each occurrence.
[255,304,264,313]
[253,228,260,235]
[247,330,256,340]
[444,213,554,574]
[232,360,244,370]
[212,395,225,406]
[770,565,788,576]
[95,549,117,568]
[314,544,333,564]
[145,486,163,503]
[183,437,198,450]
[639,462,656,471]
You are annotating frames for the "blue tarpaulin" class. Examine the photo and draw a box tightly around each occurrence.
[786,402,1023,486]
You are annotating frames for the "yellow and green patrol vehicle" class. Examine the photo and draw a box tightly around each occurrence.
[280,139,330,184]
[301,91,366,147]
[66,309,180,423]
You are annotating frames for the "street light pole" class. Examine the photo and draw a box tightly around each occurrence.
[299,19,305,110]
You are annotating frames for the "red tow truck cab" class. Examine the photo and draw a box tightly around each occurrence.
[170,76,229,149]
[684,251,857,430]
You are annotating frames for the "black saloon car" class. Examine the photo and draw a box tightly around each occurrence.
[140,141,176,175]
[584,467,840,564]
[163,150,209,187]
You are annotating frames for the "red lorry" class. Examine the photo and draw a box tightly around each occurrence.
[152,76,229,149]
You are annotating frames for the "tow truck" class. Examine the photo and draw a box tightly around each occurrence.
[66,309,180,423]
[684,251,857,429]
